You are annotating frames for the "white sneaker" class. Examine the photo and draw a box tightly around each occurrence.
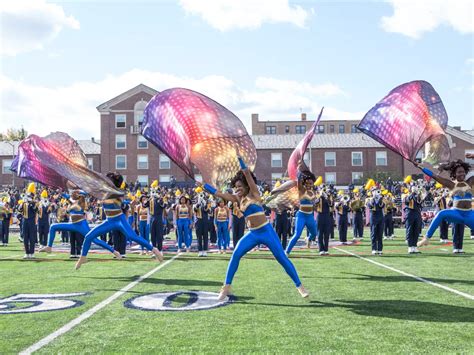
[203,251,208,257]
[324,251,329,255]
[383,236,388,240]
[378,251,383,255]
[371,250,377,255]
[319,251,325,256]
[30,254,35,259]
[408,247,413,254]
[453,249,459,254]
[458,249,465,254]
[414,247,420,253]
[198,251,203,257]
[470,236,474,240]
[23,254,29,259]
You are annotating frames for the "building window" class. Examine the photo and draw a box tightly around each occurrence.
[325,172,336,185]
[115,134,126,149]
[329,125,335,133]
[338,124,345,133]
[376,151,388,166]
[351,152,363,166]
[325,152,336,167]
[2,159,12,174]
[285,125,290,133]
[352,172,363,184]
[303,151,310,166]
[317,125,325,134]
[115,155,126,170]
[296,125,306,134]
[159,174,170,183]
[271,153,282,168]
[159,154,171,169]
[134,100,147,126]
[271,173,283,181]
[466,149,474,164]
[137,155,148,170]
[137,175,148,186]
[351,124,358,133]
[265,126,276,134]
[115,114,126,128]
[137,135,148,149]
[195,174,203,183]
[87,158,94,170]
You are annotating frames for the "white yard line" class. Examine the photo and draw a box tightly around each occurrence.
[20,253,181,355]
[333,247,474,301]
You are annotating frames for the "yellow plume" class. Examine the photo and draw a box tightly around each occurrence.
[27,182,36,194]
[275,180,281,188]
[338,190,344,195]
[135,190,142,198]
[403,188,409,194]
[40,190,48,198]
[364,179,375,190]
[120,181,126,190]
[353,188,360,193]
[382,189,388,195]
[314,176,323,186]
[175,189,182,197]
[435,182,443,189]
[404,175,412,184]
[195,186,203,193]
[151,180,159,188]
[18,199,24,205]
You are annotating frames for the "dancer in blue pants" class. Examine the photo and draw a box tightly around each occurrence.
[40,191,117,255]
[418,159,474,247]
[200,155,309,300]
[214,200,231,253]
[286,161,318,255]
[75,173,163,269]
[174,196,193,252]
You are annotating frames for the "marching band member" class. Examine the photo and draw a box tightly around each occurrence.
[367,186,385,255]
[37,190,53,248]
[18,183,38,259]
[315,184,333,255]
[433,188,449,243]
[383,191,396,240]
[350,188,364,240]
[214,199,231,253]
[136,194,150,255]
[194,187,210,256]
[403,183,425,254]
[231,200,245,249]
[174,195,193,253]
[335,192,350,244]
[148,181,165,252]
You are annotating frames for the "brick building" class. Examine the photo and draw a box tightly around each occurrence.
[1,84,473,187]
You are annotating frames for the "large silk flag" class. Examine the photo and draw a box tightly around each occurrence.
[11,132,123,199]
[357,80,450,166]
[141,88,257,187]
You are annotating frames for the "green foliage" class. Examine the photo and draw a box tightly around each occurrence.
[0,127,28,141]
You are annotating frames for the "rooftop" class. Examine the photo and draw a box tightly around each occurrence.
[0,139,101,156]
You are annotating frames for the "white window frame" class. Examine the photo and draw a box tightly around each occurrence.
[115,134,126,149]
[159,174,171,183]
[352,172,363,184]
[271,173,283,181]
[351,151,363,166]
[159,154,171,169]
[137,135,148,149]
[115,114,126,129]
[137,154,148,170]
[325,152,336,167]
[271,153,282,168]
[137,175,148,186]
[87,158,94,170]
[325,172,336,185]
[303,151,310,166]
[376,151,388,166]
[465,149,474,164]
[115,155,127,170]
[2,159,12,174]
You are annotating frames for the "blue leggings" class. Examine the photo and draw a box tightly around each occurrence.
[216,221,230,250]
[81,214,153,256]
[225,223,301,287]
[176,218,192,249]
[286,211,318,255]
[48,220,113,253]
[426,209,474,238]
[139,220,150,251]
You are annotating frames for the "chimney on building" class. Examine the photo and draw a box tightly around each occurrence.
[301,113,307,121]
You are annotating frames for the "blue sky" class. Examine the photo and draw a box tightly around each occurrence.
[1,0,473,139]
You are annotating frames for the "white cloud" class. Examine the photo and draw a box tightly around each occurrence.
[0,70,356,139]
[179,0,310,31]
[0,0,79,56]
[381,0,473,39]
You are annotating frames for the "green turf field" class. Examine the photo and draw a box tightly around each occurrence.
[1,228,473,354]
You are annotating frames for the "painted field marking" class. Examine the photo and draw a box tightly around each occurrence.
[333,247,474,301]
[20,253,181,355]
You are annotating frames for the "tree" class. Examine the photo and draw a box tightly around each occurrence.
[0,127,28,141]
